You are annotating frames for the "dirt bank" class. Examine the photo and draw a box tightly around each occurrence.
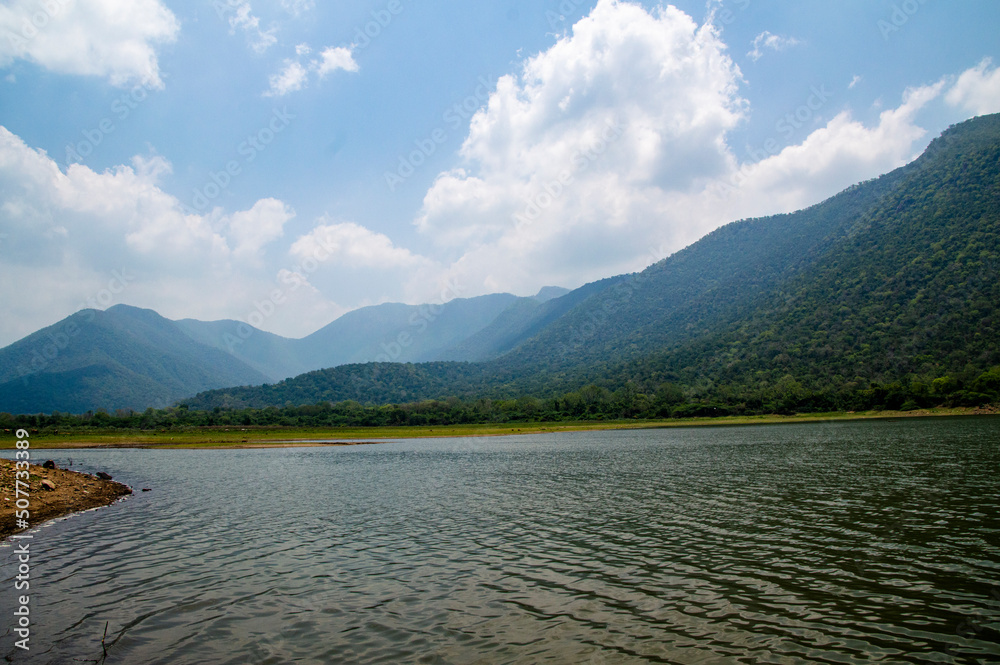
[1,458,132,539]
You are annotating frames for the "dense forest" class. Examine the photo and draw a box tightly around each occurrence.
[2,364,997,432]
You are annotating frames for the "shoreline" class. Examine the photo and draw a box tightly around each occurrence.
[3,406,996,450]
[1,409,993,533]
[1,459,133,540]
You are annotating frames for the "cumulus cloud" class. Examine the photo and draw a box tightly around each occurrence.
[316,46,359,77]
[748,31,801,62]
[227,198,294,258]
[265,60,308,97]
[0,125,316,345]
[946,58,1000,116]
[264,44,358,96]
[415,0,747,293]
[720,81,947,217]
[287,220,442,310]
[0,143,228,262]
[0,0,179,88]
[291,221,429,270]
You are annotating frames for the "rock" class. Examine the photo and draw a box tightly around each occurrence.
[43,460,56,469]
[41,479,56,491]
[96,472,113,480]
[142,488,151,492]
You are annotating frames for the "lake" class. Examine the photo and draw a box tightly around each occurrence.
[3,417,999,664]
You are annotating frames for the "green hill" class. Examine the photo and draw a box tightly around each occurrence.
[185,114,1000,413]
[0,292,568,414]
[625,115,1000,405]
[0,305,269,413]
[437,277,626,362]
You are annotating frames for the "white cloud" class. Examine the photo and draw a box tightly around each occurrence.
[286,220,443,311]
[0,0,179,88]
[0,125,321,346]
[748,31,801,62]
[291,221,428,270]
[226,1,277,54]
[849,75,862,90]
[316,46,359,77]
[415,0,747,293]
[722,81,946,217]
[264,44,358,97]
[946,58,1000,116]
[227,198,294,258]
[265,60,308,97]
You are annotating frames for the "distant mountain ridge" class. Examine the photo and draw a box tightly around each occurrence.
[0,306,270,414]
[0,288,570,413]
[294,293,522,367]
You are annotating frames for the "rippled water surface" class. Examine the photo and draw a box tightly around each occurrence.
[3,417,1000,664]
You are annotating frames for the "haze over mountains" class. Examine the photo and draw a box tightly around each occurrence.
[2,114,998,415]
[0,287,569,413]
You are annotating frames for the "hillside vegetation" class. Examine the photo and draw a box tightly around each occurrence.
[186,115,1000,416]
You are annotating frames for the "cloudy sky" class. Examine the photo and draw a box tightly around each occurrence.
[1,0,998,346]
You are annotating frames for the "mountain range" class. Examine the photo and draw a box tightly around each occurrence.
[0,286,568,413]
[2,113,998,415]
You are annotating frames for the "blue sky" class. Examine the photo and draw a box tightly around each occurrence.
[1,0,998,346]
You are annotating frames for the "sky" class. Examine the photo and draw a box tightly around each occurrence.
[0,0,999,346]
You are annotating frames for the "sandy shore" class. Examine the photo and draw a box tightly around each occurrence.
[1,459,132,539]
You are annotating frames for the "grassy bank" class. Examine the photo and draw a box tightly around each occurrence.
[2,406,994,449]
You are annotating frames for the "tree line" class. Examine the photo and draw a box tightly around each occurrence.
[2,365,996,431]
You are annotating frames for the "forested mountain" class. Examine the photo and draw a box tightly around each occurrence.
[175,293,532,379]
[628,115,1000,394]
[0,305,269,413]
[482,165,912,391]
[0,291,567,413]
[438,277,626,362]
[186,114,1000,413]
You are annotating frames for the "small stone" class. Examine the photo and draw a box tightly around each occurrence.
[142,488,152,492]
[42,460,56,469]
[41,479,56,491]
[96,472,113,480]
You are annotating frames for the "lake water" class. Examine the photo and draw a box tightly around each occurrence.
[3,417,999,664]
